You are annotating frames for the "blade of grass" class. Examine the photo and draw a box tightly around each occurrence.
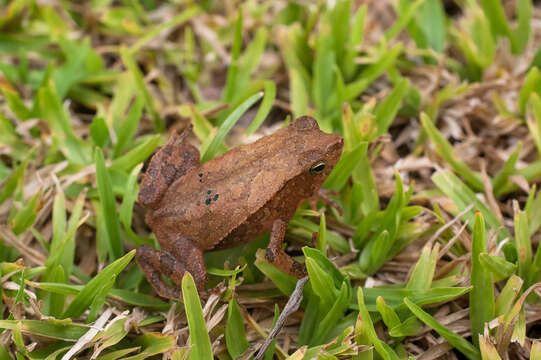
[110,134,160,172]
[470,212,495,346]
[222,8,243,102]
[63,250,135,319]
[129,6,200,54]
[120,47,163,132]
[95,148,122,261]
[432,170,511,242]
[345,43,402,101]
[246,81,276,135]
[10,191,40,235]
[519,67,541,114]
[324,142,367,191]
[421,112,483,191]
[407,245,437,292]
[479,253,517,282]
[201,92,263,162]
[226,296,249,358]
[182,272,213,360]
[514,206,533,284]
[404,298,481,360]
[356,287,400,360]
[343,5,366,79]
[113,96,144,158]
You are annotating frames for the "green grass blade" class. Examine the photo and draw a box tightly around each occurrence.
[226,297,249,358]
[431,170,511,242]
[0,320,89,341]
[222,8,243,102]
[404,298,481,360]
[246,81,276,135]
[263,305,280,360]
[305,257,337,310]
[37,81,92,165]
[510,0,532,54]
[492,142,522,195]
[407,245,437,292]
[201,91,263,162]
[470,212,494,346]
[518,67,541,114]
[89,117,109,148]
[343,5,366,79]
[374,78,408,136]
[51,186,66,252]
[388,316,421,338]
[345,43,402,101]
[385,0,423,42]
[415,0,446,52]
[129,6,200,54]
[63,250,135,319]
[479,253,517,282]
[421,112,483,191]
[113,96,144,158]
[120,47,163,132]
[514,206,532,283]
[11,191,40,235]
[254,249,297,295]
[531,341,541,359]
[119,164,142,231]
[110,134,160,173]
[527,93,541,157]
[0,155,29,204]
[182,272,213,360]
[95,148,123,261]
[479,0,511,38]
[317,213,327,254]
[29,281,169,310]
[303,247,345,287]
[324,142,367,191]
[312,281,351,345]
[376,296,400,331]
[356,287,400,360]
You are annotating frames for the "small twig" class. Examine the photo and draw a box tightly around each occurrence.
[253,276,309,360]
[437,221,469,261]
[427,203,474,247]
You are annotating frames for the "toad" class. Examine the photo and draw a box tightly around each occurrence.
[136,116,343,299]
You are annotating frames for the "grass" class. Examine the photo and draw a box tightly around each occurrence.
[0,0,541,359]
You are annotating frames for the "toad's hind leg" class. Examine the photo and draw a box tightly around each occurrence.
[265,219,307,278]
[136,237,207,300]
[138,126,200,209]
[136,246,184,299]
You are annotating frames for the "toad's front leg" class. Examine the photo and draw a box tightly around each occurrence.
[265,219,308,278]
[138,126,199,210]
[136,236,207,300]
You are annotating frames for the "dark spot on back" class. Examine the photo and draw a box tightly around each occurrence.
[198,173,203,177]
[205,198,211,205]
[207,190,212,194]
[213,194,219,201]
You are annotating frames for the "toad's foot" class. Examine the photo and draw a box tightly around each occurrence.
[265,219,307,278]
[136,237,206,300]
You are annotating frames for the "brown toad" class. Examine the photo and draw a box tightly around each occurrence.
[136,116,343,299]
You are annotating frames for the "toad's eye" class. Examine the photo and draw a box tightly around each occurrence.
[309,160,326,175]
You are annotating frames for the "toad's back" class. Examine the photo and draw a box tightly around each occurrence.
[147,126,305,250]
